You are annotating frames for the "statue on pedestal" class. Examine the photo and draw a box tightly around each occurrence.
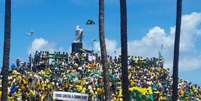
[74,25,84,43]
[72,25,84,53]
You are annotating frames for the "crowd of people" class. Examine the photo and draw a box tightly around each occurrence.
[0,51,201,101]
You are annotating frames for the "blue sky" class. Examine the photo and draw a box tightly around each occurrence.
[0,0,201,85]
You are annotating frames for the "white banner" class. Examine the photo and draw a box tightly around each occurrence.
[53,91,89,101]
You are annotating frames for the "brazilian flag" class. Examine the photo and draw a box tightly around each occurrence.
[86,19,95,25]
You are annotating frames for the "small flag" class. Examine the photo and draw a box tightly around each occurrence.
[86,19,95,25]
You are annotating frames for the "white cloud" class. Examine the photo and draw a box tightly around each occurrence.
[29,38,56,54]
[128,12,201,71]
[128,26,173,57]
[94,12,201,71]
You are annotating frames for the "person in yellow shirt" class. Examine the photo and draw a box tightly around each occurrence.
[116,88,123,99]
[112,94,118,101]
[8,96,15,101]
[39,92,46,101]
[13,91,20,101]
[96,87,104,95]
[76,84,83,93]
[81,86,87,93]
[0,91,2,100]
[179,88,184,98]
[146,87,153,95]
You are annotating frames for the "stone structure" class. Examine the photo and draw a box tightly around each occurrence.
[72,25,83,53]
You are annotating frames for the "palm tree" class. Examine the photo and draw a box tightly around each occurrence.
[120,0,129,100]
[172,0,182,100]
[99,0,111,100]
[1,0,11,101]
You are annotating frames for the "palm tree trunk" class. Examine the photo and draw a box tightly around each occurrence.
[1,0,11,101]
[172,0,182,100]
[99,0,111,100]
[120,0,129,100]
